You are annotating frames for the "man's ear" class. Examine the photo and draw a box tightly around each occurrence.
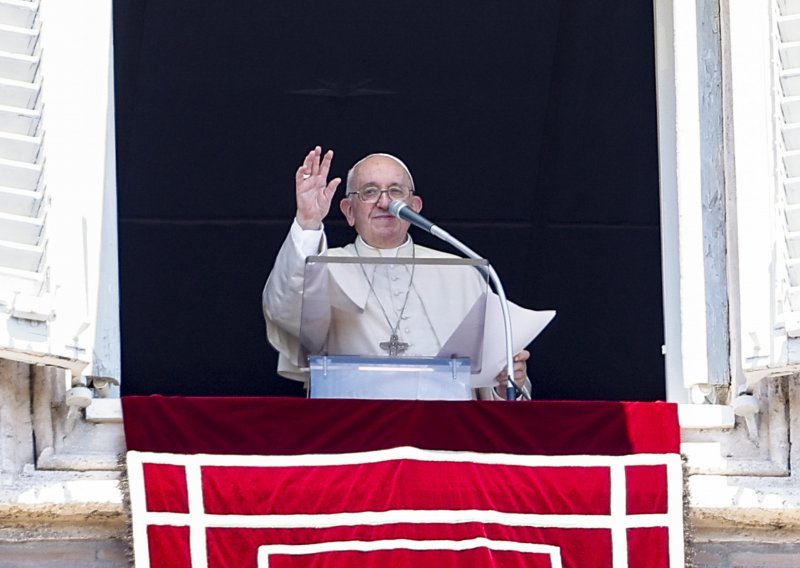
[410,194,423,213]
[340,198,355,226]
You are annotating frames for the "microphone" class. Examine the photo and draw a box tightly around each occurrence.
[388,200,436,233]
[388,199,520,400]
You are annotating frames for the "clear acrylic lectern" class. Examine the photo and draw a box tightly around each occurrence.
[299,255,490,400]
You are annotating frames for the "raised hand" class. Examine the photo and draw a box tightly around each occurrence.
[295,146,342,230]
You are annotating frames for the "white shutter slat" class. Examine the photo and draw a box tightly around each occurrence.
[0,210,40,244]
[0,77,38,108]
[0,23,36,55]
[0,264,41,295]
[779,16,800,42]
[0,132,42,164]
[780,72,800,97]
[788,232,800,258]
[778,0,800,16]
[0,1,38,29]
[788,258,800,286]
[0,237,42,271]
[789,285,800,307]
[780,96,800,122]
[0,104,39,135]
[780,42,800,68]
[0,131,39,162]
[780,0,800,17]
[786,179,800,205]
[0,156,39,189]
[786,204,800,232]
[783,124,800,150]
[0,50,37,82]
[0,185,41,216]
[782,150,800,177]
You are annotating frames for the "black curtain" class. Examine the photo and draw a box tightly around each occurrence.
[114,1,664,401]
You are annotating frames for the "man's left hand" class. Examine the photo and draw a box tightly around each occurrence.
[494,349,530,398]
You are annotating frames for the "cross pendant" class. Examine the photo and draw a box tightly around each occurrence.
[379,333,409,356]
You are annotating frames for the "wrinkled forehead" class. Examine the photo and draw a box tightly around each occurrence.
[347,153,415,191]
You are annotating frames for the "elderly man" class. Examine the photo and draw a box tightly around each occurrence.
[263,146,529,399]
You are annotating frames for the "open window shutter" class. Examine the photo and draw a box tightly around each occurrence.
[0,1,44,305]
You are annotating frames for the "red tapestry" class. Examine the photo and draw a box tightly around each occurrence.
[123,397,683,567]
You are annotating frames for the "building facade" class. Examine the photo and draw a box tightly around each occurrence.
[1,1,799,566]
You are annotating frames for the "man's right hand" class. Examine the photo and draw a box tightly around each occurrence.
[295,146,342,230]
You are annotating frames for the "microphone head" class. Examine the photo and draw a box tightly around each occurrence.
[388,199,407,218]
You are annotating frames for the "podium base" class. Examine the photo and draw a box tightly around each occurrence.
[309,355,472,400]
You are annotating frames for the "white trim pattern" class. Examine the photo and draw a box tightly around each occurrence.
[127,447,684,567]
[257,538,563,567]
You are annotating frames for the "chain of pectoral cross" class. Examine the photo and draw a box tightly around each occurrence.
[355,242,415,356]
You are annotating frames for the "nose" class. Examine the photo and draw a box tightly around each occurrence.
[376,191,392,208]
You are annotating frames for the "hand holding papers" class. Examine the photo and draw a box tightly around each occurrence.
[437,293,556,388]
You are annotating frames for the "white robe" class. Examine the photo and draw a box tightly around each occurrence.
[262,221,490,394]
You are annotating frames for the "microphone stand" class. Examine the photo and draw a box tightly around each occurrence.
[426,225,518,401]
[388,199,522,400]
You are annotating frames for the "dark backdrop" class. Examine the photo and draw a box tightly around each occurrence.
[114,1,664,400]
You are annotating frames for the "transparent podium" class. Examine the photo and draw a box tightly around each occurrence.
[299,255,490,400]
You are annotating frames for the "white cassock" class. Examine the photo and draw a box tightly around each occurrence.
[262,220,498,398]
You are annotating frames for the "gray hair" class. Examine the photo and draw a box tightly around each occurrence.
[345,153,416,196]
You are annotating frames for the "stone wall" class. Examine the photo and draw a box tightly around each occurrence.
[694,539,800,568]
[0,539,128,568]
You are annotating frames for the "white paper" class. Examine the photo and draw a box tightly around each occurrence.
[437,293,556,387]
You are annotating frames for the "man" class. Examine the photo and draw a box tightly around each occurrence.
[263,146,529,399]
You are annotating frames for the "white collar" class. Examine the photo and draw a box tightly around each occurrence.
[355,235,414,257]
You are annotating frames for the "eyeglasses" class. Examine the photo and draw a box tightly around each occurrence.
[347,186,413,203]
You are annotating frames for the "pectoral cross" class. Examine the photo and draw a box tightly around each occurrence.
[380,333,409,356]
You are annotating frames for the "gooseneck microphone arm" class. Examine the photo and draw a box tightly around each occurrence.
[388,200,519,400]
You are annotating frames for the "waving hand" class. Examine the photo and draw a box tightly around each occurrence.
[295,146,342,230]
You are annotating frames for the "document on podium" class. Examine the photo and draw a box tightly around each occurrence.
[437,293,556,388]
